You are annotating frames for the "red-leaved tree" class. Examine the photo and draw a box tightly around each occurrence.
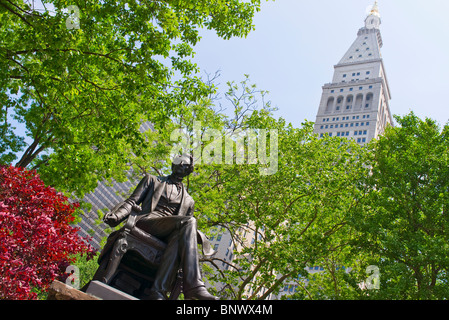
[0,165,94,300]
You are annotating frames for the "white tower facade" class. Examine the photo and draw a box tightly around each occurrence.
[313,2,393,144]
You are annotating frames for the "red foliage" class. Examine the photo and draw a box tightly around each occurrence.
[0,165,94,300]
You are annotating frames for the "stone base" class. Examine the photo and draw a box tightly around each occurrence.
[85,281,139,300]
[47,280,100,300]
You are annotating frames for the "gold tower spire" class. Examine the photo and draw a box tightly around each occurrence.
[369,1,380,18]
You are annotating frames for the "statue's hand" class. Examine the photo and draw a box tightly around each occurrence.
[132,204,142,213]
[103,212,120,227]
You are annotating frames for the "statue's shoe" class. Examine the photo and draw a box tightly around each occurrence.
[184,286,219,300]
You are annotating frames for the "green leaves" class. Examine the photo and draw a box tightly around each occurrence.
[1,0,264,199]
[350,112,449,299]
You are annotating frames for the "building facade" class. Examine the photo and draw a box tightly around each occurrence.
[313,1,393,144]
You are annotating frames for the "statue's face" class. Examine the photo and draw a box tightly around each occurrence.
[172,155,192,178]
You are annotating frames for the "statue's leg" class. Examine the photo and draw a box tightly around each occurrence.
[135,216,185,293]
[177,216,204,292]
[135,216,203,293]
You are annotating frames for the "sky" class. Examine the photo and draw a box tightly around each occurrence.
[8,0,449,162]
[191,0,449,129]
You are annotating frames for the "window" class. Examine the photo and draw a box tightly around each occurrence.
[346,132,350,136]
[362,138,366,143]
[352,73,356,76]
[359,55,362,58]
[359,87,363,90]
[356,123,359,127]
[366,96,371,101]
[340,89,344,92]
[366,122,370,126]
[331,90,335,93]
[329,133,333,137]
[325,125,328,129]
[357,138,362,143]
[320,125,324,129]
[366,71,371,75]
[365,104,370,108]
[349,56,353,59]
[350,88,353,91]
[354,131,358,136]
[345,123,349,127]
[357,72,360,76]
[369,85,373,89]
[363,130,367,135]
[337,132,341,137]
[340,124,343,128]
[343,74,347,78]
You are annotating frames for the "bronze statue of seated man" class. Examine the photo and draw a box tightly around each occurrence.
[103,154,218,300]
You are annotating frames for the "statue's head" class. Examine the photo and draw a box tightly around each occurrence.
[171,154,194,178]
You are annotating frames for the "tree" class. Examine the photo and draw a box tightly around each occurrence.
[350,112,449,299]
[0,0,264,198]
[0,165,94,300]
[159,77,369,300]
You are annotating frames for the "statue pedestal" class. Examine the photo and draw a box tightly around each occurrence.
[47,280,139,300]
[47,280,100,300]
[85,280,139,300]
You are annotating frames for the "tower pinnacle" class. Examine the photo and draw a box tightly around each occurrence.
[369,1,380,18]
[365,1,381,29]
